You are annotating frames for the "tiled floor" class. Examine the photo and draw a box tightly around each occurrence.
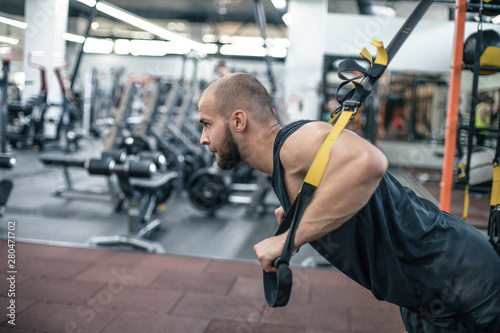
[0,242,405,333]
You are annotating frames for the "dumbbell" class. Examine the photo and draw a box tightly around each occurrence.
[101,150,166,171]
[87,157,156,178]
[40,152,156,178]
[0,154,16,169]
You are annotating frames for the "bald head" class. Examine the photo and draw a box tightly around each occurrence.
[201,73,275,124]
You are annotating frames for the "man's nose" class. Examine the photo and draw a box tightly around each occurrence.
[200,129,209,146]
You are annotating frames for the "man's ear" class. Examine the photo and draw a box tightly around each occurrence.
[232,110,247,132]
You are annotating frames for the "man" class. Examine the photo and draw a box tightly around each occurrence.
[475,94,496,147]
[198,73,500,333]
[214,60,231,78]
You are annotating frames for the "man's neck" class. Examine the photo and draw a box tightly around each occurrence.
[242,123,281,175]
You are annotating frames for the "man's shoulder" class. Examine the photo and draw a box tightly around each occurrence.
[280,121,333,172]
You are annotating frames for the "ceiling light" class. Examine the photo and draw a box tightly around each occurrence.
[91,22,99,29]
[130,40,168,56]
[220,44,266,57]
[0,15,28,29]
[268,46,287,58]
[267,37,290,48]
[219,44,286,58]
[83,38,114,54]
[0,35,19,45]
[202,34,217,43]
[114,39,130,55]
[77,0,205,53]
[77,0,97,7]
[271,0,287,10]
[164,42,191,55]
[63,33,85,44]
[492,14,500,24]
[282,12,292,26]
[202,43,218,54]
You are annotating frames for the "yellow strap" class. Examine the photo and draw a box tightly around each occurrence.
[302,110,353,189]
[372,38,388,66]
[491,164,500,206]
[360,39,388,67]
[360,47,373,66]
[457,163,466,179]
[463,184,469,221]
[302,38,384,191]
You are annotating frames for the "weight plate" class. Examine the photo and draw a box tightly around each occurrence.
[187,168,231,213]
[155,180,174,205]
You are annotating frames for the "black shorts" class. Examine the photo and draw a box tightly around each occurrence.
[400,293,500,333]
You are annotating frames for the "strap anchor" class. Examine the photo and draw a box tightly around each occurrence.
[328,101,360,124]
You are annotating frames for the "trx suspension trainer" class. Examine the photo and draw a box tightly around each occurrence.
[263,0,435,308]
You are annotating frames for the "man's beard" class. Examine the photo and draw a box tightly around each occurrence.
[216,125,241,170]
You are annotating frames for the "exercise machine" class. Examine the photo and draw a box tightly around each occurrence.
[7,52,48,149]
[52,54,83,152]
[40,151,177,252]
[0,154,15,217]
[0,59,16,217]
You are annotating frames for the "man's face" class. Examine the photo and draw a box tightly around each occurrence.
[199,91,241,170]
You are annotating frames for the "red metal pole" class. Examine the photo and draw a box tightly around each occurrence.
[439,0,467,212]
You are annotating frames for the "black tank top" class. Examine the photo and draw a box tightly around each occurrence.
[271,120,500,329]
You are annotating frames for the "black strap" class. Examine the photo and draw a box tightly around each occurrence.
[264,183,316,307]
[336,0,435,107]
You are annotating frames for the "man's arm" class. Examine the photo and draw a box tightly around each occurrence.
[293,129,388,247]
[254,124,388,272]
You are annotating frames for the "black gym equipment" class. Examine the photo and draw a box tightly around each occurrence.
[0,154,15,217]
[1,59,10,154]
[40,151,177,253]
[186,167,233,214]
[469,0,500,16]
[145,63,214,189]
[0,59,10,154]
[253,0,282,124]
[464,30,500,76]
[70,0,99,93]
[457,3,500,199]
[92,59,267,216]
[7,52,82,152]
[39,74,134,202]
[185,163,272,216]
[488,121,500,255]
[0,59,16,217]
[41,149,125,210]
[7,52,48,149]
